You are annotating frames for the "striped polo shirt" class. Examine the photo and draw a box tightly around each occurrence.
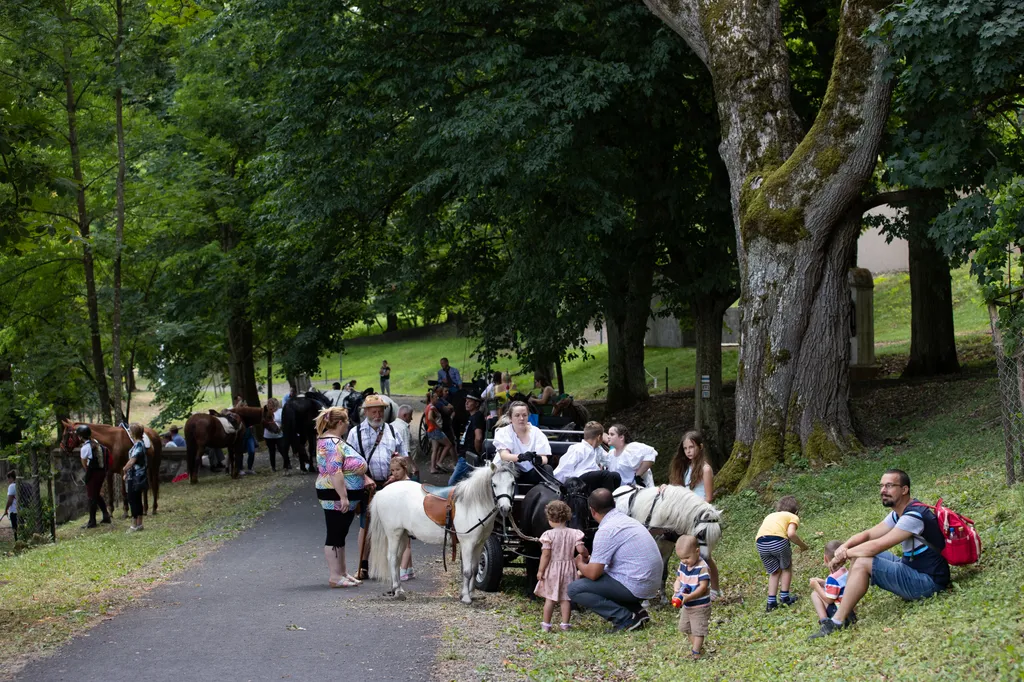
[676,558,711,607]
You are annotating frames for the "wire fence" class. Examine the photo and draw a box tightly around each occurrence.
[1,448,56,547]
[992,334,1024,487]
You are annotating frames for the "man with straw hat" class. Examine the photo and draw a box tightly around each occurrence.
[348,392,408,578]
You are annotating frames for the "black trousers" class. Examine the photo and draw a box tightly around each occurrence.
[578,470,622,494]
[127,482,146,517]
[266,439,288,470]
[85,469,110,523]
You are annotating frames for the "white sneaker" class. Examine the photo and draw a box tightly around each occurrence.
[127,525,139,533]
[710,589,722,601]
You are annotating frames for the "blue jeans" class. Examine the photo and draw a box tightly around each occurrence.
[871,551,943,600]
[448,457,473,486]
[567,574,643,628]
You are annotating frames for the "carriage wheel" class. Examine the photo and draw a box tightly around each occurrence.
[417,414,429,461]
[475,535,503,592]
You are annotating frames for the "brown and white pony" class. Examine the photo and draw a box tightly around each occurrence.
[183,403,275,483]
[59,420,164,516]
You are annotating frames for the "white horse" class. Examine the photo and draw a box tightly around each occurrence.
[615,484,723,599]
[368,461,516,604]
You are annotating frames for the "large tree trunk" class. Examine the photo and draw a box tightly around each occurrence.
[109,0,127,424]
[227,314,261,407]
[63,41,112,425]
[604,257,654,412]
[386,311,399,333]
[692,291,736,469]
[903,195,960,377]
[644,0,894,490]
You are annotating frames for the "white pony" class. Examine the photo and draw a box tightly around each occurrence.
[368,461,516,604]
[615,484,723,598]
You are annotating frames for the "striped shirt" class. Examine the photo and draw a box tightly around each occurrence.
[824,567,848,604]
[676,559,711,607]
[590,509,663,599]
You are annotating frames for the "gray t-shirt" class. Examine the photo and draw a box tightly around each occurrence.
[883,508,928,556]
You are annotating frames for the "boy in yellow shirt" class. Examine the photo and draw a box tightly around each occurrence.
[755,495,809,612]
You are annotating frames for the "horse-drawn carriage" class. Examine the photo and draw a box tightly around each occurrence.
[468,429,589,592]
[467,429,724,597]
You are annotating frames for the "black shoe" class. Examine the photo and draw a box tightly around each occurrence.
[623,610,649,632]
[766,602,778,613]
[781,595,799,606]
[100,517,112,524]
[809,618,845,640]
[844,611,858,627]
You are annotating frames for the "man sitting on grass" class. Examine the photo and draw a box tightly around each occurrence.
[810,469,950,639]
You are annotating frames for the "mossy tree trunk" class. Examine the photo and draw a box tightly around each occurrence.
[643,0,893,491]
[692,291,736,469]
[904,193,960,377]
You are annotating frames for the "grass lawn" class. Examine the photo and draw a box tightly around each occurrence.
[491,376,1023,680]
[874,264,990,344]
[0,472,302,672]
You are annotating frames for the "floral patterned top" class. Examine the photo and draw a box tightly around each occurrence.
[316,436,367,511]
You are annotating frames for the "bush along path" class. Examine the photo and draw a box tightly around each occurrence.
[496,376,1023,681]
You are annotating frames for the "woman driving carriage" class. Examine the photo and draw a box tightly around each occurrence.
[493,401,553,485]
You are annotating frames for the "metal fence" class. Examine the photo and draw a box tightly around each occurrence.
[992,334,1024,487]
[1,448,56,546]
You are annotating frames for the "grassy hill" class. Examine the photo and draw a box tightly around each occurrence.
[492,375,1023,680]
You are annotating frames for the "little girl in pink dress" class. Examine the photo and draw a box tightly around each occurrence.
[534,500,589,632]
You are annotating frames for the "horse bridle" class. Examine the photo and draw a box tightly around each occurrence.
[440,477,513,571]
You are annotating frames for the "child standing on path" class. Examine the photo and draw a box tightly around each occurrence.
[809,539,857,625]
[673,535,712,660]
[756,495,809,611]
[386,456,416,581]
[534,500,588,632]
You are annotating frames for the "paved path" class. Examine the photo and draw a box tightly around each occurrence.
[13,488,440,682]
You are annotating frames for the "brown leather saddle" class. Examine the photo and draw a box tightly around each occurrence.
[422,484,457,527]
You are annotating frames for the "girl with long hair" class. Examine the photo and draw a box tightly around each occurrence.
[668,431,720,597]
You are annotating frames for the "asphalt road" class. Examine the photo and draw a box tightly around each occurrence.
[13,486,440,682]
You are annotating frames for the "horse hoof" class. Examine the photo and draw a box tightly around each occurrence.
[461,597,473,605]
[384,590,406,601]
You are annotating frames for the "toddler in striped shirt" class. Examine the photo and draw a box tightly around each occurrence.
[672,535,712,659]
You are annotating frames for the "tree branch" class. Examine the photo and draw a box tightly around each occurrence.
[640,0,709,66]
[855,189,934,215]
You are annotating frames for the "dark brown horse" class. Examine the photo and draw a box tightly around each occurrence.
[183,403,274,483]
[552,396,590,428]
[59,420,164,516]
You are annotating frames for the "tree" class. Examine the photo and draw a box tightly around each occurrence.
[642,0,895,490]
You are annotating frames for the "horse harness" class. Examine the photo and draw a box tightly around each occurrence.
[613,485,712,549]
[422,483,513,571]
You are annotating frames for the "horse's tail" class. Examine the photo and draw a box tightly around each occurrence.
[367,495,390,581]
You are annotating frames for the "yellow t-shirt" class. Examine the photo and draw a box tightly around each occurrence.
[756,511,800,539]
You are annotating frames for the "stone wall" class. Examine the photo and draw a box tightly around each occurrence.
[50,446,189,525]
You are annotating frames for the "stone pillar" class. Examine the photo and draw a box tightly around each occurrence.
[849,268,878,380]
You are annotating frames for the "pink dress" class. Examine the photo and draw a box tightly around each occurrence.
[534,527,586,601]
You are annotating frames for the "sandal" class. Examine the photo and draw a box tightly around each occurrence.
[344,573,363,585]
[356,567,370,581]
[329,576,359,588]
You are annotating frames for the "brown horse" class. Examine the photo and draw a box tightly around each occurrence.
[59,420,164,516]
[183,403,274,483]
[552,396,589,428]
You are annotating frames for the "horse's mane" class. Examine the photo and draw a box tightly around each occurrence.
[305,389,331,408]
[455,462,515,509]
[628,485,721,536]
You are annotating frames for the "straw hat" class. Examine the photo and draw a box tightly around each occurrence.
[362,394,387,410]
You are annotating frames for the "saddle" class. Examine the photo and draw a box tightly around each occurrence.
[422,484,457,527]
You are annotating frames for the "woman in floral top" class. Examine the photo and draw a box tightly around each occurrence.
[315,406,374,588]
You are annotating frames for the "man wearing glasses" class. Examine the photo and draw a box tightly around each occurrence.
[810,468,950,639]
